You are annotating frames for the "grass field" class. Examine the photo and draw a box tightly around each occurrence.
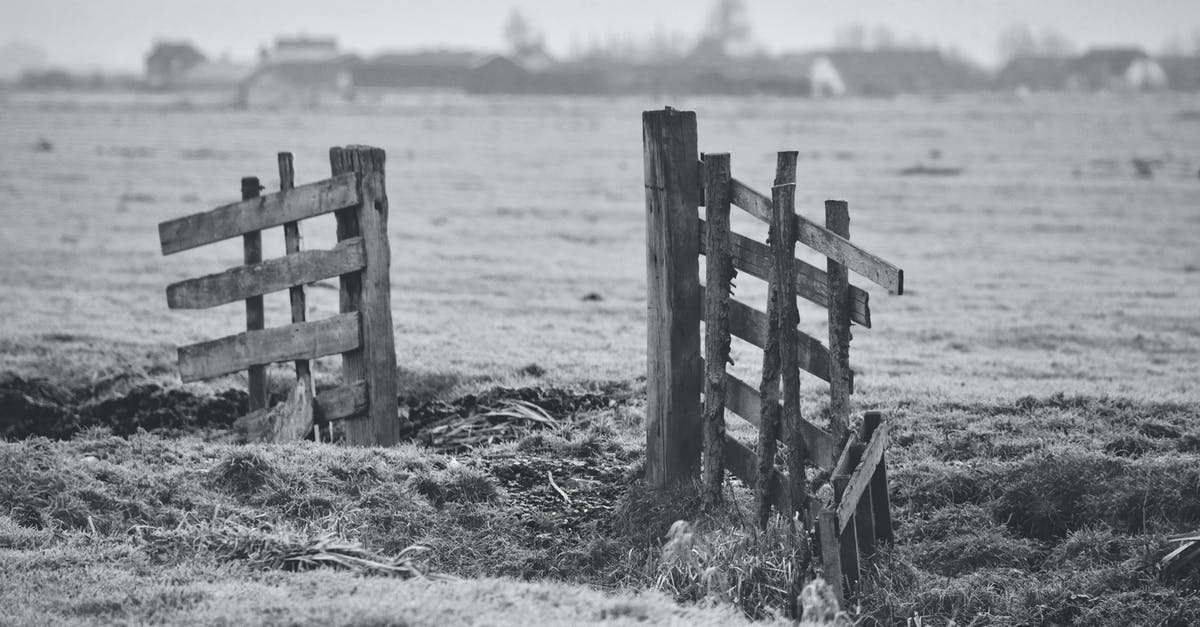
[2,91,1200,625]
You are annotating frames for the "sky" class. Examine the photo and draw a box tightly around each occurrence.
[2,0,1199,72]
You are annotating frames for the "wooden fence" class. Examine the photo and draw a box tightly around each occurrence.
[158,145,400,446]
[642,108,904,602]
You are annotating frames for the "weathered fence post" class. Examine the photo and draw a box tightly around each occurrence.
[329,146,399,447]
[643,109,702,489]
[278,152,316,436]
[241,176,267,412]
[825,200,852,442]
[701,152,733,506]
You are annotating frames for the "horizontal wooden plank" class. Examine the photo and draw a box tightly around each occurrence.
[314,380,368,422]
[167,237,366,309]
[699,219,870,327]
[160,172,359,255]
[701,285,840,387]
[723,437,789,514]
[722,372,838,471]
[837,420,889,533]
[727,177,904,294]
[177,312,361,382]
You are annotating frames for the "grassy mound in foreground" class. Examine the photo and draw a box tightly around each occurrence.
[4,392,1200,625]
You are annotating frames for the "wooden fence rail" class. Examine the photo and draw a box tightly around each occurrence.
[642,108,904,604]
[159,145,399,446]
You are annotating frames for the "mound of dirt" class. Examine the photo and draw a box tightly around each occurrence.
[2,372,633,452]
[0,373,246,440]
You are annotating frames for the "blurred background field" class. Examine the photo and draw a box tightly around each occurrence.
[1,92,1198,404]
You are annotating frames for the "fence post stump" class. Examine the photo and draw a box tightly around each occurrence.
[642,108,702,489]
[864,411,894,543]
[701,152,733,506]
[825,200,852,442]
[241,176,267,412]
[330,146,400,446]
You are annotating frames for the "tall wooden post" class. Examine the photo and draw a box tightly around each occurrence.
[642,108,702,488]
[825,200,852,442]
[330,145,400,446]
[701,152,733,506]
[241,176,267,412]
[278,152,315,436]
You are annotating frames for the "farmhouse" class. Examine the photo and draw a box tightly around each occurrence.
[242,36,354,107]
[1069,47,1168,91]
[173,59,254,106]
[352,50,481,94]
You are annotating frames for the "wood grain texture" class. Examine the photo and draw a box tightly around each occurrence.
[279,151,314,419]
[864,412,894,544]
[177,313,361,383]
[708,286,842,387]
[772,156,811,525]
[698,219,871,327]
[159,172,359,255]
[826,200,853,441]
[727,177,903,294]
[721,371,837,470]
[165,238,366,310]
[833,474,861,589]
[836,420,889,533]
[331,146,400,446]
[241,177,267,412]
[643,109,703,488]
[235,381,314,443]
[701,152,733,506]
[818,510,847,611]
[314,380,368,422]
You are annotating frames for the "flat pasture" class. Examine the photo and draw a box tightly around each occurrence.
[2,93,1198,401]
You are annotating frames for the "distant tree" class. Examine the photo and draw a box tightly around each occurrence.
[998,24,1075,62]
[503,9,544,56]
[700,0,753,54]
[834,23,868,50]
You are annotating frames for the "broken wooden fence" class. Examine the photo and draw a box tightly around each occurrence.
[642,108,904,602]
[158,145,400,446]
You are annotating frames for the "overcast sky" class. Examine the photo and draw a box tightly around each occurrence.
[3,0,1199,71]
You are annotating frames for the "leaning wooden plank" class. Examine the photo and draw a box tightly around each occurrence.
[700,219,871,327]
[864,412,894,543]
[728,178,903,294]
[836,421,890,533]
[722,372,837,470]
[314,380,368,422]
[177,312,361,382]
[714,288,841,387]
[159,172,359,255]
[724,437,789,515]
[166,238,367,309]
[833,475,861,590]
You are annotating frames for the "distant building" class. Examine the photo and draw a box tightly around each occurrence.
[351,50,481,93]
[244,35,353,107]
[271,36,340,63]
[1069,47,1167,91]
[786,48,985,97]
[995,55,1073,92]
[145,41,206,88]
[175,59,255,106]
[1159,56,1200,91]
